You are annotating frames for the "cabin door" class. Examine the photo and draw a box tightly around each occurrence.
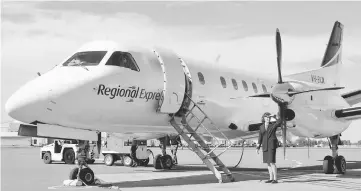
[153,48,187,114]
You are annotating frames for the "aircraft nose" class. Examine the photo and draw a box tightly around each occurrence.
[5,82,46,124]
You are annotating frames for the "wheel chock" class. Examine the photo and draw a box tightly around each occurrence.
[94,178,101,185]
[63,179,84,186]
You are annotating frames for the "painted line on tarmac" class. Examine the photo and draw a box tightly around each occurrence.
[48,185,97,190]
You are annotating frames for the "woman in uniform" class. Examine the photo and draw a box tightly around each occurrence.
[256,112,281,184]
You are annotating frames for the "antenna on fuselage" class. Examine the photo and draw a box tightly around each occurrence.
[215,54,221,63]
[213,54,221,68]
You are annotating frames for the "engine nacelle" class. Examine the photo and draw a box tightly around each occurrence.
[285,109,295,121]
[228,109,295,132]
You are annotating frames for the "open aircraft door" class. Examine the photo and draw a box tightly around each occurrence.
[153,48,186,114]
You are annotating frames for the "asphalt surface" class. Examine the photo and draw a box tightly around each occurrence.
[1,146,361,191]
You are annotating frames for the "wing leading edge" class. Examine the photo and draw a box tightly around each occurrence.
[334,106,361,121]
[342,89,361,106]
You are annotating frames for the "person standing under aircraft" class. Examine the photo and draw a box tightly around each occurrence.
[256,112,281,183]
[130,139,139,167]
[76,140,90,181]
[158,135,169,156]
[170,135,182,165]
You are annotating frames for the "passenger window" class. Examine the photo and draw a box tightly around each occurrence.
[232,79,238,90]
[242,80,248,91]
[262,84,268,93]
[220,77,227,88]
[252,83,258,93]
[198,72,205,85]
[105,51,140,72]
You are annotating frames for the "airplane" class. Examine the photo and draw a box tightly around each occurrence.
[5,21,361,183]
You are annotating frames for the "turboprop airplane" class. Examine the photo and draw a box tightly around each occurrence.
[5,21,361,183]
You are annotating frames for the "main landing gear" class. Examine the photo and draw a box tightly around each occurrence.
[154,154,174,169]
[153,137,174,170]
[323,134,347,174]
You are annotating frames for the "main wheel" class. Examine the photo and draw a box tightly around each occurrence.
[161,154,173,169]
[123,155,133,167]
[335,155,346,174]
[323,155,334,174]
[104,154,114,166]
[63,149,75,164]
[43,152,52,164]
[154,154,163,169]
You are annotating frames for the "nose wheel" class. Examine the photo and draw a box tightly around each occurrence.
[69,167,95,185]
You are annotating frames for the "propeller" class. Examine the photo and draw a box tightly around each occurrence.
[274,28,288,160]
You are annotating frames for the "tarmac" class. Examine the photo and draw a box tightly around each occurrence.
[1,146,361,191]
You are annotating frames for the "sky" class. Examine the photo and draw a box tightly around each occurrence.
[1,1,361,142]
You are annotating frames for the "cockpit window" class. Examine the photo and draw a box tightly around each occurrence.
[62,51,107,66]
[105,51,140,72]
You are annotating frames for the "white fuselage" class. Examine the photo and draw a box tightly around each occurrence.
[5,42,351,140]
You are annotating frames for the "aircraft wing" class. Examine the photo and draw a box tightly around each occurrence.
[342,89,361,106]
[108,132,179,140]
[333,106,361,121]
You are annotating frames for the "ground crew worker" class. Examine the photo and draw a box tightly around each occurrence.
[76,140,90,181]
[158,135,169,156]
[170,135,182,165]
[130,139,139,167]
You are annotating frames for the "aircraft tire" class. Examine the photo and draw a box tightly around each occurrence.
[104,154,114,166]
[43,152,52,164]
[63,149,75,164]
[69,167,79,180]
[323,155,334,174]
[335,155,346,174]
[161,154,173,169]
[154,154,163,169]
[79,168,95,185]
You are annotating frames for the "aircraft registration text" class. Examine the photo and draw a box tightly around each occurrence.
[311,75,325,84]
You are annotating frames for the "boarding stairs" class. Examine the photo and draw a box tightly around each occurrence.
[169,94,235,183]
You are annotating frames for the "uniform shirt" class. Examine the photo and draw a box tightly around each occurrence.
[257,119,281,152]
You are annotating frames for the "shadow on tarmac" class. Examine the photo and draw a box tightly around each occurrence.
[97,160,361,189]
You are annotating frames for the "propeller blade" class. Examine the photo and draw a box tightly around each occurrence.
[276,28,283,84]
[287,87,344,96]
[278,104,287,160]
[282,117,287,160]
[249,93,271,98]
